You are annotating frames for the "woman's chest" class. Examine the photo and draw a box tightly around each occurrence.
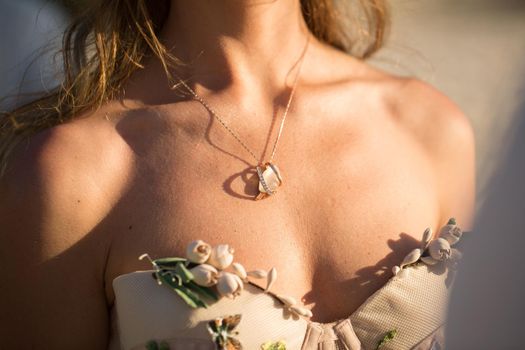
[105,115,441,320]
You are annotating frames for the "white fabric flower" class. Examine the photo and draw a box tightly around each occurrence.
[428,238,452,261]
[290,305,313,318]
[190,264,218,287]
[276,294,312,319]
[400,248,423,268]
[208,244,234,270]
[439,224,463,245]
[186,240,212,264]
[265,267,277,292]
[247,269,268,279]
[232,262,248,281]
[217,272,244,298]
[421,227,433,249]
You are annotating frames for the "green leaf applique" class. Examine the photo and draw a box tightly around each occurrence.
[207,314,243,350]
[140,254,218,308]
[376,329,397,349]
[261,340,287,350]
[146,340,170,350]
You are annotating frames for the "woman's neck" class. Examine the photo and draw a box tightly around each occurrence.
[162,0,310,96]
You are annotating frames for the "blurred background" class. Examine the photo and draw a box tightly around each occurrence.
[371,0,525,208]
[0,0,67,106]
[1,0,524,208]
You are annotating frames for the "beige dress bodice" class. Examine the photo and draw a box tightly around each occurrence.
[111,222,464,350]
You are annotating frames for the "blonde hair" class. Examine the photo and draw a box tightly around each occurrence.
[0,0,388,175]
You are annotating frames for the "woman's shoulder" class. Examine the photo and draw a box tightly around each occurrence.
[0,104,131,347]
[321,47,475,226]
[387,78,475,227]
[315,43,474,143]
[386,77,474,151]
[338,53,473,139]
[0,102,135,245]
[381,76,475,227]
[4,104,127,187]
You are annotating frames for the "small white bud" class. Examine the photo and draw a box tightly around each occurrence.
[392,266,401,275]
[217,272,244,298]
[265,267,277,292]
[276,295,297,306]
[247,269,268,279]
[428,238,452,261]
[421,228,433,248]
[400,248,423,268]
[232,262,247,280]
[439,225,463,245]
[208,244,235,270]
[290,306,313,318]
[186,240,212,264]
[190,264,218,287]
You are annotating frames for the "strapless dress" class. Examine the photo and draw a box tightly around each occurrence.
[110,220,465,350]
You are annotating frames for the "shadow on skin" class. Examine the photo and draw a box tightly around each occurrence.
[115,86,294,200]
[301,232,421,323]
[203,87,292,200]
[222,165,260,200]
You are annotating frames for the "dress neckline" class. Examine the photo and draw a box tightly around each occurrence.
[113,220,466,350]
[114,270,367,327]
[113,269,390,325]
[112,220,465,325]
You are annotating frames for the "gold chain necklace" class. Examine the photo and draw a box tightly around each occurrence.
[175,36,310,201]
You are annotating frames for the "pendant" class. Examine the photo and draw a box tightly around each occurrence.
[255,162,283,200]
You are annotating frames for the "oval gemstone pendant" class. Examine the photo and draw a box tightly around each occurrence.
[255,162,283,200]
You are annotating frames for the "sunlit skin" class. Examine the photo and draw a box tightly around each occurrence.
[0,0,475,348]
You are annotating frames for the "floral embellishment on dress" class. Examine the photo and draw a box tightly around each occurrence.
[392,218,463,277]
[140,240,310,319]
[208,244,235,270]
[261,340,287,350]
[376,329,397,349]
[139,253,219,308]
[187,240,213,263]
[145,340,170,350]
[140,241,261,308]
[275,294,313,320]
[217,272,244,298]
[207,314,243,350]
